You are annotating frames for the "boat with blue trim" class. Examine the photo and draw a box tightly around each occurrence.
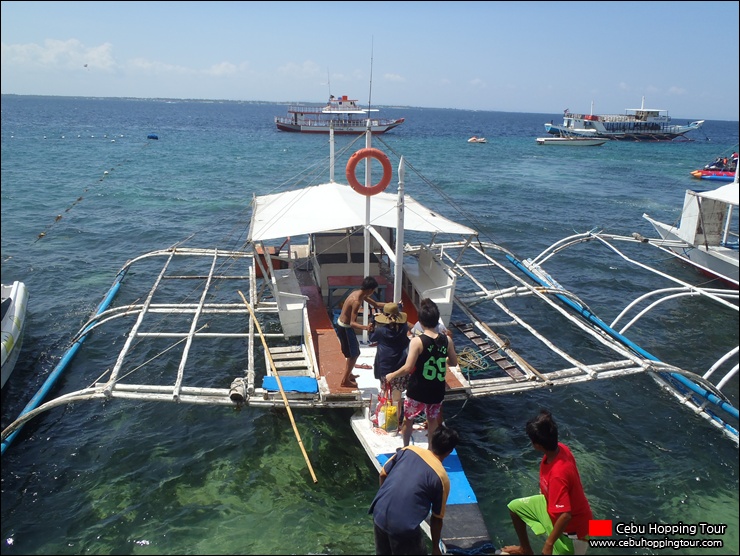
[545,98,704,141]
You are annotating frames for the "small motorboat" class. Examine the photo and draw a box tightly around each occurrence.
[467,136,487,143]
[536,136,608,146]
[1,281,29,389]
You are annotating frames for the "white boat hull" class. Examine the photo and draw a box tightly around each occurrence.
[1,281,29,388]
[643,214,739,286]
[536,137,607,146]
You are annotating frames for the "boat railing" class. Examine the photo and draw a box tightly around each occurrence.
[287,104,327,113]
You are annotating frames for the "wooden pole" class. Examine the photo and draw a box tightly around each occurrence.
[238,290,318,483]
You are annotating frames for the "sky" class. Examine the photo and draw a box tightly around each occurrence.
[1,1,738,121]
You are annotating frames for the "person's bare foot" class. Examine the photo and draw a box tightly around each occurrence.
[501,546,531,555]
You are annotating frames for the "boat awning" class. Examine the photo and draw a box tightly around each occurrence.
[695,181,739,206]
[248,182,477,242]
[321,109,368,114]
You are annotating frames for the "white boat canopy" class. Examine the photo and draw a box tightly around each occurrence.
[248,182,477,242]
[695,181,739,206]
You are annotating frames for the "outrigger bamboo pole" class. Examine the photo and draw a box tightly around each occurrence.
[237,290,318,484]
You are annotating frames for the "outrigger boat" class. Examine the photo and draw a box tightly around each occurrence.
[3,126,738,551]
[545,98,704,141]
[644,167,739,288]
[275,94,405,134]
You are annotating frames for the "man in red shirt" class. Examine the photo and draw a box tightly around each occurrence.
[503,410,593,555]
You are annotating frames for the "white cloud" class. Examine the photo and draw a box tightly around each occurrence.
[277,60,322,76]
[205,61,245,77]
[1,39,116,71]
[127,57,195,75]
[383,73,405,82]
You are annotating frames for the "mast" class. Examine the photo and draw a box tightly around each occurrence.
[394,158,405,304]
[367,37,374,129]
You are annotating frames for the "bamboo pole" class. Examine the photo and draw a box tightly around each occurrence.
[237,290,318,483]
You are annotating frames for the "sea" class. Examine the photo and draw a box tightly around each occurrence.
[1,95,738,555]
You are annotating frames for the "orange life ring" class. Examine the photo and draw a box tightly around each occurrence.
[345,148,392,196]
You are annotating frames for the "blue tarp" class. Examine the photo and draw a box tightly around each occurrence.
[262,376,318,393]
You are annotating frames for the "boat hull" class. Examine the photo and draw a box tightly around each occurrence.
[276,119,404,134]
[544,123,697,141]
[1,281,29,388]
[536,137,607,146]
[643,215,739,287]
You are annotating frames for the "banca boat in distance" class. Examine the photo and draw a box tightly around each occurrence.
[275,94,405,134]
[545,98,704,141]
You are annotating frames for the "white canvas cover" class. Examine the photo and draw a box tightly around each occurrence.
[695,181,739,206]
[248,182,476,242]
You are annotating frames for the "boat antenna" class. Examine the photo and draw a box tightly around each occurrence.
[327,68,331,99]
[367,37,374,111]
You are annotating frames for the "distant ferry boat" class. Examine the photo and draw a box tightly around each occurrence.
[275,95,405,134]
[545,98,704,141]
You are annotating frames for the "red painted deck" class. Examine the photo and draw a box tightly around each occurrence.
[301,285,357,397]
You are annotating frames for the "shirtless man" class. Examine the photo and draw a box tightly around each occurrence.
[334,276,386,388]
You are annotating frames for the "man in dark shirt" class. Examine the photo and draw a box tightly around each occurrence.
[369,425,460,555]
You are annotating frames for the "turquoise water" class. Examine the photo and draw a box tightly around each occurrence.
[1,96,738,555]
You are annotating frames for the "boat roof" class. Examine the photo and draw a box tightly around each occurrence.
[321,108,370,114]
[248,182,477,241]
[695,181,739,205]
